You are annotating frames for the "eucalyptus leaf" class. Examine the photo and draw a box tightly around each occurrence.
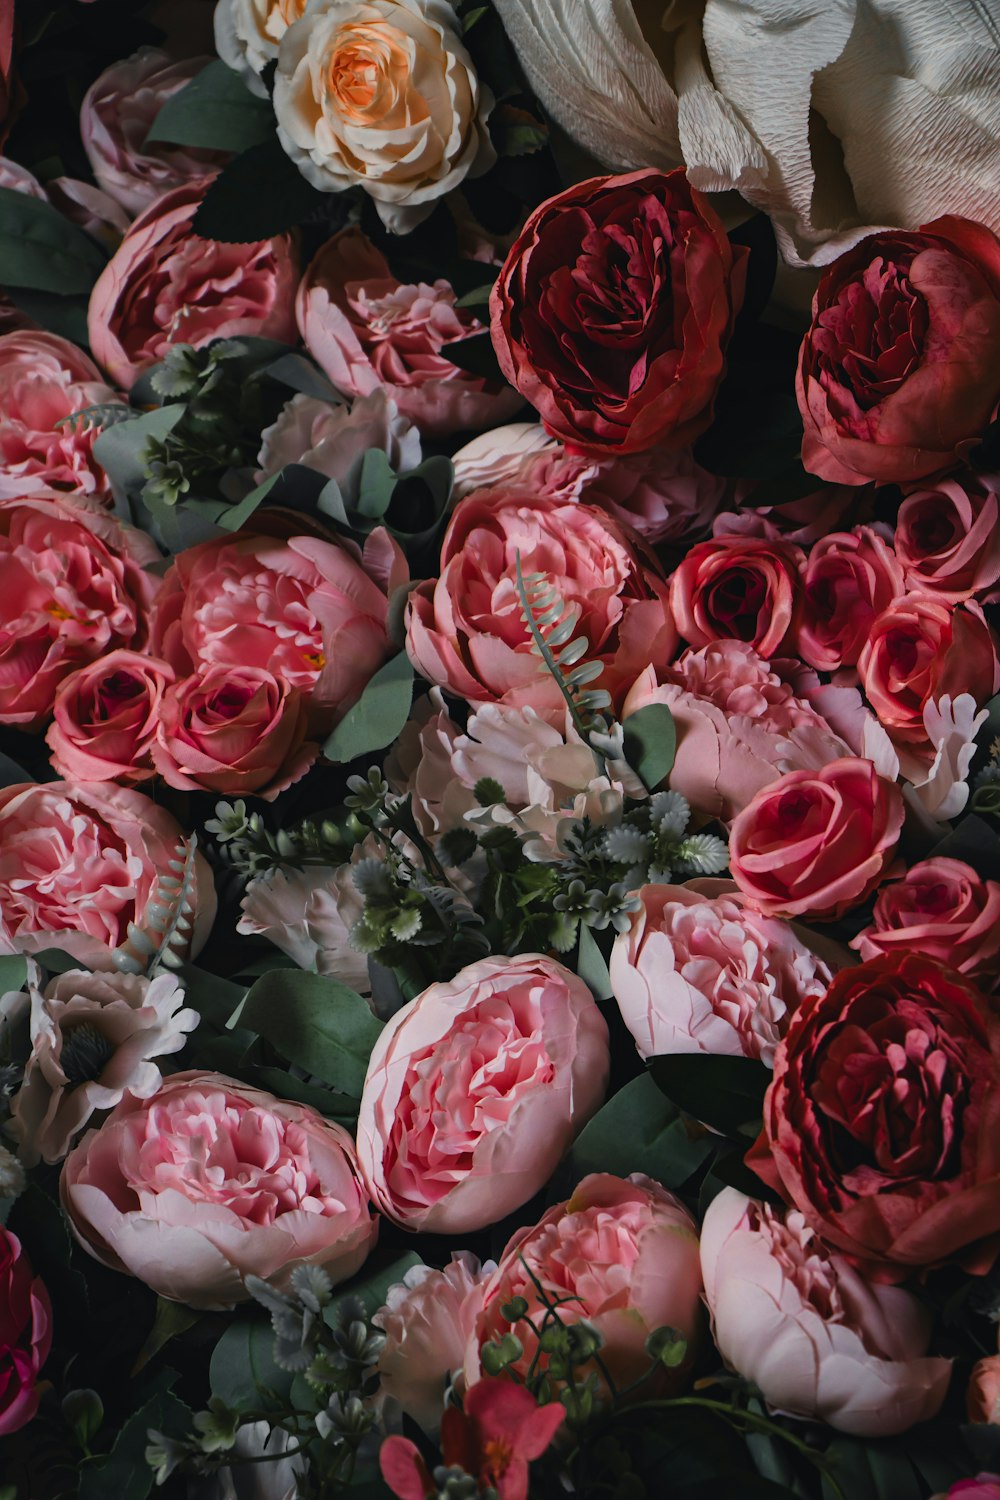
[93,405,185,502]
[623,702,677,792]
[329,1251,423,1321]
[0,955,26,994]
[323,651,415,765]
[234,970,384,1097]
[146,60,274,153]
[0,188,107,294]
[570,1072,713,1187]
[216,470,283,532]
[650,1053,769,1139]
[574,922,613,1001]
[210,1316,292,1412]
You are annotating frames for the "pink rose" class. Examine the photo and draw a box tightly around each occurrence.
[0,330,126,505]
[581,446,728,546]
[700,1189,951,1436]
[0,495,160,727]
[895,475,1000,603]
[712,485,862,547]
[88,179,298,389]
[81,48,227,217]
[0,1226,52,1437]
[297,228,522,438]
[151,663,316,798]
[467,1173,702,1401]
[0,779,216,970]
[46,649,175,783]
[729,757,904,922]
[851,858,1000,983]
[969,1357,1000,1425]
[255,388,422,491]
[794,527,905,672]
[935,1481,1000,1500]
[405,486,675,711]
[357,954,609,1233]
[610,883,832,1067]
[151,527,400,732]
[61,1071,378,1308]
[669,536,804,659]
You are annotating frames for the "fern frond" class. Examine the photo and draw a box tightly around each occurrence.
[111,836,199,977]
[514,554,612,749]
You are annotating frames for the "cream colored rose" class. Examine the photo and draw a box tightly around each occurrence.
[274,0,495,231]
[214,0,310,95]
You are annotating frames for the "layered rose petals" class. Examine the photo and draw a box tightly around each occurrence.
[795,527,906,672]
[895,475,1000,602]
[852,858,1000,984]
[669,536,803,659]
[0,1227,52,1437]
[46,650,174,783]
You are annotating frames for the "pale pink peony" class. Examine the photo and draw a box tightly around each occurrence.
[610,883,832,1067]
[0,779,216,970]
[296,228,522,438]
[255,389,422,492]
[80,48,228,216]
[700,1189,951,1436]
[12,968,198,1166]
[851,857,1000,983]
[582,446,728,545]
[357,954,609,1233]
[374,1252,494,1432]
[45,177,131,251]
[87,179,298,389]
[468,1173,702,1401]
[895,475,1000,603]
[46,649,175,783]
[795,527,906,672]
[0,495,161,727]
[60,1071,378,1308]
[451,422,564,500]
[384,690,475,839]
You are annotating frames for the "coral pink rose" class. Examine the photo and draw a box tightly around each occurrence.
[46,649,174,783]
[297,228,521,438]
[357,954,609,1233]
[81,48,227,216]
[581,445,728,545]
[0,330,126,504]
[852,858,1000,983]
[669,536,803,659]
[749,954,1000,1283]
[0,1226,52,1437]
[405,486,675,711]
[88,179,298,389]
[795,527,905,672]
[467,1173,702,1401]
[0,780,216,970]
[796,217,1000,486]
[151,664,316,798]
[895,475,1000,603]
[0,495,160,728]
[729,757,904,922]
[700,1189,951,1436]
[490,169,747,456]
[969,1357,1000,1425]
[61,1071,377,1308]
[857,594,1000,746]
[151,527,401,733]
[610,883,832,1067]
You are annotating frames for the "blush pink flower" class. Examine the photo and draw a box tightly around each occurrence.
[968,1357,1000,1425]
[581,446,728,546]
[451,422,566,501]
[255,388,422,492]
[851,858,1000,983]
[237,844,373,995]
[895,475,1000,603]
[712,485,862,547]
[794,527,906,672]
[46,649,175,783]
[700,1189,951,1436]
[0,1226,52,1437]
[669,536,804,659]
[297,228,522,439]
[357,954,609,1233]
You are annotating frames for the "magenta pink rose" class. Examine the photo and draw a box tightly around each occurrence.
[405,486,675,711]
[729,757,904,922]
[0,1226,52,1437]
[851,858,1000,983]
[669,536,803,659]
[357,954,609,1233]
[700,1189,951,1436]
[581,445,728,546]
[61,1071,377,1308]
[46,649,174,783]
[895,474,1000,603]
[794,527,905,672]
[88,179,298,388]
[297,228,522,439]
[81,48,227,216]
[0,779,216,969]
[151,663,316,798]
[937,1480,1000,1500]
[0,494,160,728]
[0,330,126,505]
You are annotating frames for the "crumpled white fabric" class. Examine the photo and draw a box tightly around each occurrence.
[493,0,1000,266]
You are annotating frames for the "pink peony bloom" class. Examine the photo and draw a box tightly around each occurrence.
[851,857,1000,983]
[700,1189,951,1436]
[46,649,175,784]
[968,1357,1000,1425]
[11,968,198,1166]
[669,535,804,659]
[87,179,298,389]
[0,495,160,728]
[384,690,475,840]
[61,1071,378,1308]
[0,779,216,970]
[357,954,609,1233]
[610,883,832,1066]
[0,1226,52,1437]
[296,228,522,438]
[255,388,422,492]
[451,422,566,500]
[795,527,906,672]
[581,445,728,546]
[895,474,1000,603]
[237,851,371,995]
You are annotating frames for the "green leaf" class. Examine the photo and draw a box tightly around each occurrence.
[210,1316,292,1412]
[0,187,108,294]
[323,651,414,765]
[92,405,185,501]
[650,1054,769,1139]
[575,923,613,1001]
[78,1378,190,1500]
[146,60,275,153]
[216,470,283,532]
[131,1297,202,1375]
[623,702,677,791]
[235,970,384,1098]
[193,138,332,243]
[570,1072,714,1188]
[357,447,398,517]
[4,286,90,345]
[0,955,27,994]
[237,1064,360,1124]
[0,749,32,788]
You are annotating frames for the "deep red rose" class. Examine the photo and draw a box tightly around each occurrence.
[796,216,1000,486]
[489,169,747,457]
[668,536,803,659]
[0,1226,52,1436]
[749,953,1000,1282]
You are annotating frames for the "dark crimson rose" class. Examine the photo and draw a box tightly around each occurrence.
[749,954,1000,1282]
[668,536,803,659]
[0,1226,52,1436]
[489,169,747,457]
[796,216,1000,486]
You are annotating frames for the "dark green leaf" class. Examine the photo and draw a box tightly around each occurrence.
[131,1298,202,1375]
[216,470,283,532]
[623,702,677,791]
[570,1072,713,1187]
[93,405,185,501]
[357,447,398,517]
[146,60,274,153]
[928,812,1000,882]
[0,750,33,788]
[4,286,90,345]
[323,651,414,765]
[210,1316,292,1412]
[575,923,613,1001]
[235,970,384,1097]
[263,352,339,401]
[0,956,26,994]
[330,1251,423,1321]
[237,1065,360,1124]
[193,139,331,243]
[78,1379,190,1500]
[441,331,506,384]
[650,1054,769,1139]
[0,187,108,294]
